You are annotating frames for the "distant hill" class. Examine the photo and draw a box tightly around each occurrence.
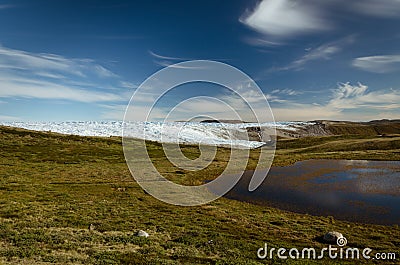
[315,119,400,137]
[200,119,244,124]
[257,119,400,139]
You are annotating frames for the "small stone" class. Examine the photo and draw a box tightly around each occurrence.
[136,230,149,238]
[323,231,343,244]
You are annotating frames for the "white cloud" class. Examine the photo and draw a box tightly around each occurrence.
[328,82,400,110]
[241,0,400,44]
[272,82,400,121]
[240,0,330,38]
[352,55,400,73]
[0,45,132,103]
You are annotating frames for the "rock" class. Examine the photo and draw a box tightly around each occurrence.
[136,230,149,238]
[323,231,343,244]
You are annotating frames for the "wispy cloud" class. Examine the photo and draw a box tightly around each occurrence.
[0,4,15,10]
[148,50,229,69]
[241,36,283,47]
[0,75,123,102]
[88,35,143,40]
[270,37,354,71]
[119,81,137,89]
[149,50,195,68]
[0,45,120,79]
[0,45,132,103]
[281,43,340,71]
[352,0,400,17]
[352,55,400,73]
[149,51,191,61]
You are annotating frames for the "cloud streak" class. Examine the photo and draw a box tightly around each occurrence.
[270,37,354,72]
[352,55,400,73]
[0,45,132,103]
[352,0,400,17]
[148,50,230,69]
[0,75,123,102]
[149,50,198,69]
[278,42,340,71]
[0,4,15,10]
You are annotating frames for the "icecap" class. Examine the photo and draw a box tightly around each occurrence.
[123,122,266,149]
[0,121,315,149]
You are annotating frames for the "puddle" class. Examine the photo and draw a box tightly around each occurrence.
[211,160,400,225]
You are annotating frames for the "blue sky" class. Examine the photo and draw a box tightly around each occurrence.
[0,0,400,122]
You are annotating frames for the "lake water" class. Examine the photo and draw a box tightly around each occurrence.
[216,160,400,225]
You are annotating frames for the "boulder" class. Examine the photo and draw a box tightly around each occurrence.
[323,231,343,244]
[136,230,149,238]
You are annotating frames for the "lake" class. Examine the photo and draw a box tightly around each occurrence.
[216,160,400,225]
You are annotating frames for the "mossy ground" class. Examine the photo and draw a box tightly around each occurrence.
[0,126,399,264]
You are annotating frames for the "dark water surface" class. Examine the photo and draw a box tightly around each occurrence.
[214,160,400,225]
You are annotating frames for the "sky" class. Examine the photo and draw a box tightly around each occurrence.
[0,0,400,122]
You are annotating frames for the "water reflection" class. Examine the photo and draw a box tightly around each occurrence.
[212,160,400,225]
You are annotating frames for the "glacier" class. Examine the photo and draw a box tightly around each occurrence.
[0,121,315,149]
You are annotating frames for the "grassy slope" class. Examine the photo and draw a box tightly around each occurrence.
[0,126,399,264]
[323,120,400,136]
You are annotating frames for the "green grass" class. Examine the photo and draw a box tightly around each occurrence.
[0,126,399,264]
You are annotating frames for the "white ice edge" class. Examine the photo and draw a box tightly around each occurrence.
[0,121,316,149]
